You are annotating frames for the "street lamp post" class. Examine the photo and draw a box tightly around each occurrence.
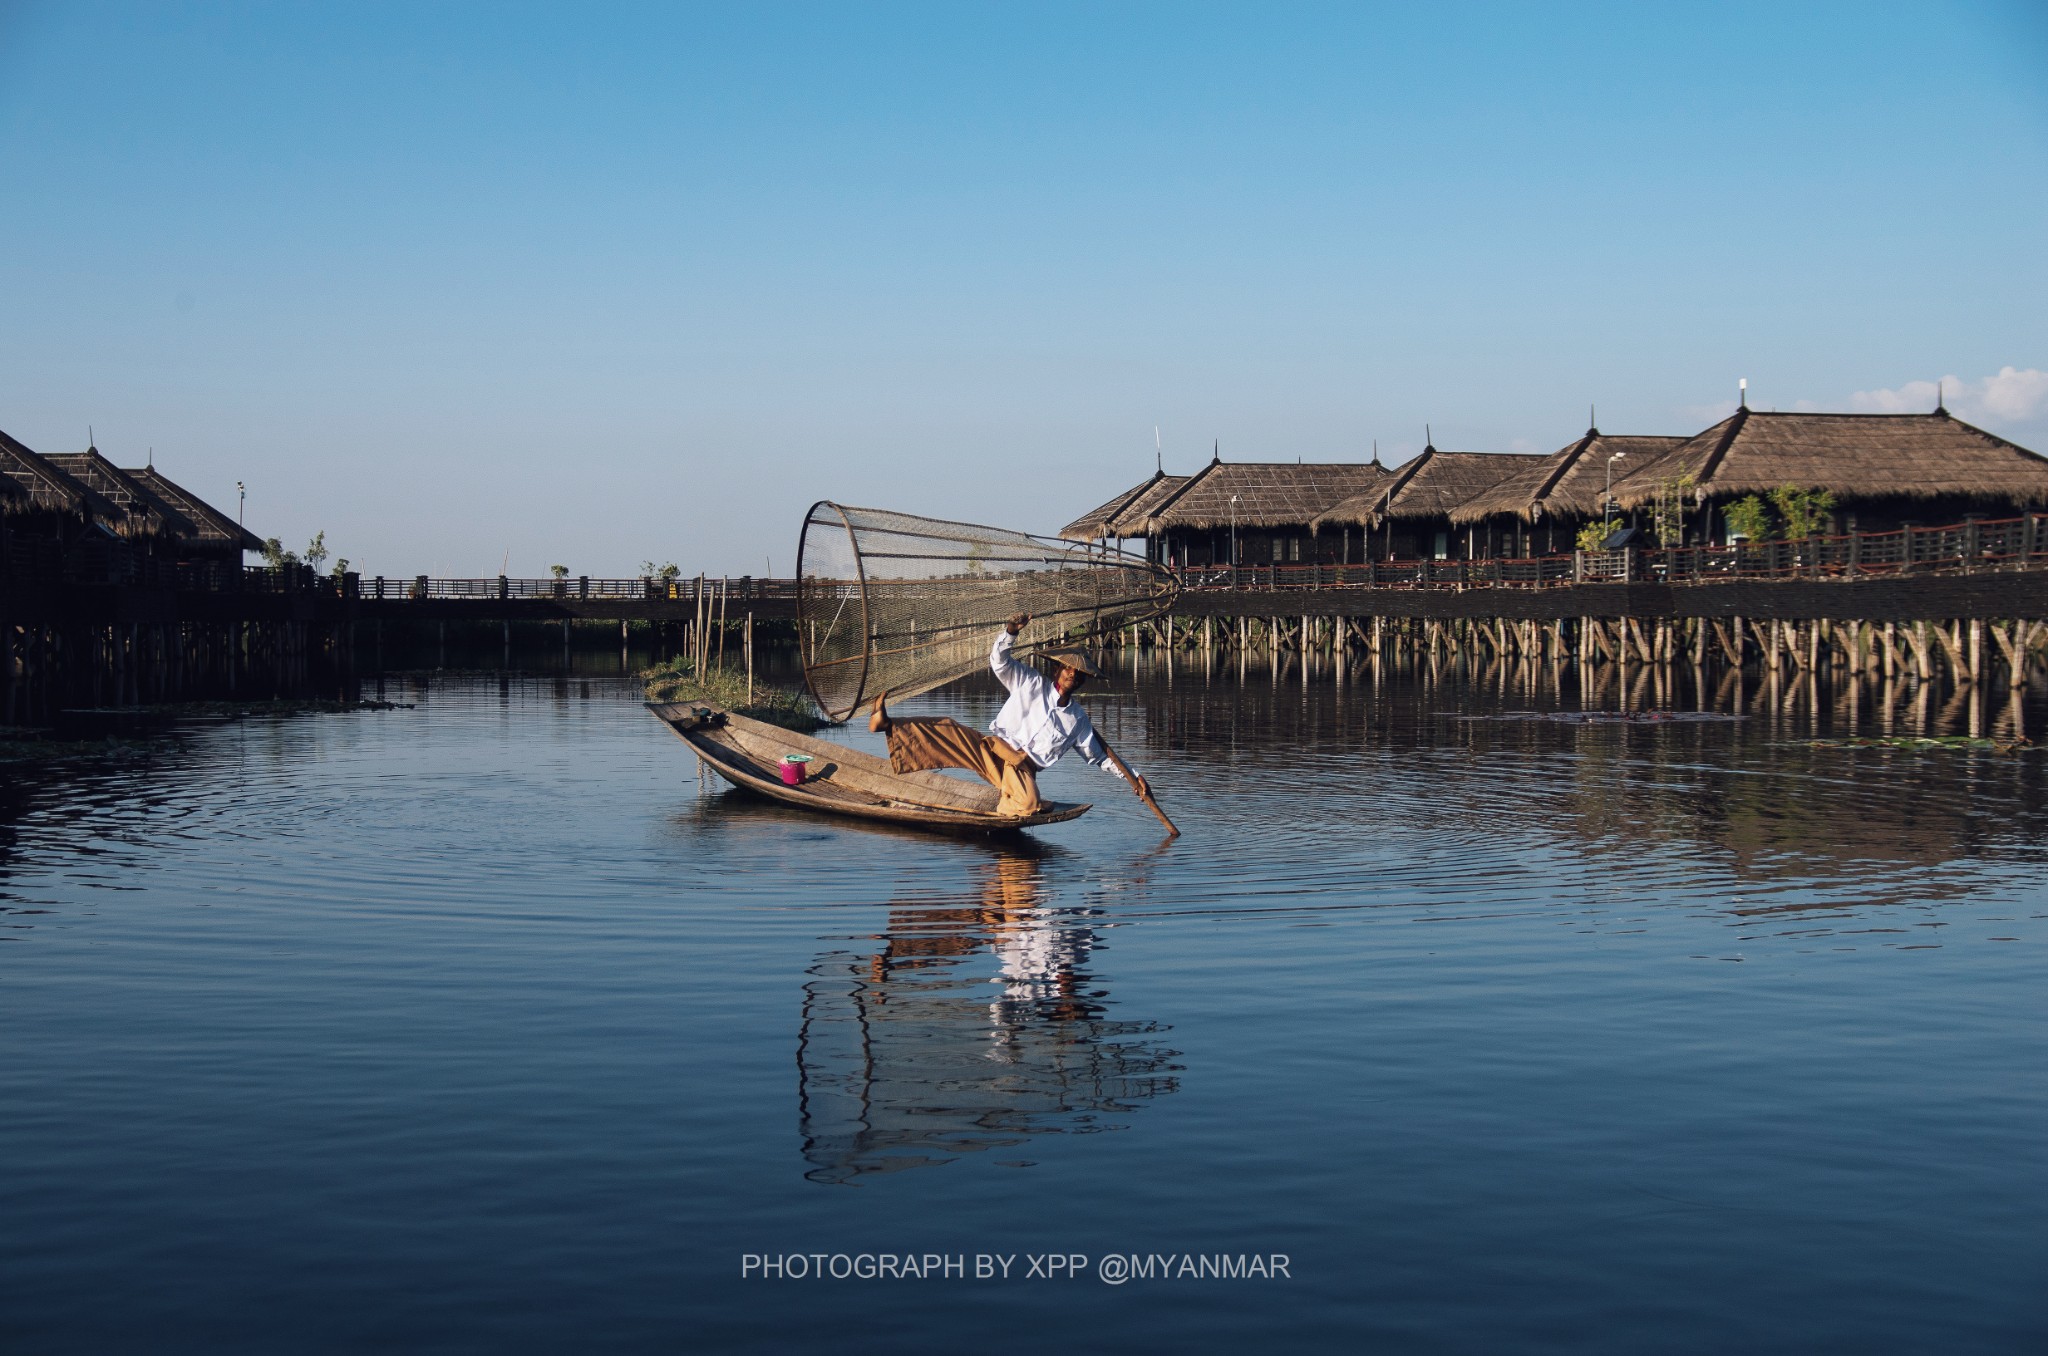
[1603,452,1627,528]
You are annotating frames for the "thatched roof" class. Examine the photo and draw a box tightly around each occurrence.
[0,428,98,518]
[1610,408,2048,510]
[1310,448,1543,529]
[1104,472,1195,536]
[1058,471,1186,541]
[1139,458,1392,532]
[125,466,265,551]
[43,450,186,537]
[1449,428,1687,525]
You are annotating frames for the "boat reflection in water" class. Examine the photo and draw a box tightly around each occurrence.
[797,850,1181,1185]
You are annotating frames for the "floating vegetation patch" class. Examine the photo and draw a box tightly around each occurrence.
[0,732,162,765]
[641,663,826,732]
[1456,711,1745,724]
[1806,735,2037,754]
[2,699,412,761]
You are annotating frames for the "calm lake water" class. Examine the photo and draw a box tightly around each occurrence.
[3,656,2044,1354]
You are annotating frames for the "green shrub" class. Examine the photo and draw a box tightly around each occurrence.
[1770,485,1837,539]
[1722,495,1772,542]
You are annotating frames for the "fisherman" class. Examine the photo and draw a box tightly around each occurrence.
[868,612,1151,817]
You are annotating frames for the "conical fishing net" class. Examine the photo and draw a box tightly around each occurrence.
[796,502,1177,723]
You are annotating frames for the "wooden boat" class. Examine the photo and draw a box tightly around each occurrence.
[647,701,1092,833]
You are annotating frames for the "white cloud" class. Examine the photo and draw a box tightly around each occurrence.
[1849,367,2048,426]
[1977,367,2048,422]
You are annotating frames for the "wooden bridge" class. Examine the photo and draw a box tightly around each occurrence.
[352,573,801,622]
[4,515,2046,721]
[316,512,2048,623]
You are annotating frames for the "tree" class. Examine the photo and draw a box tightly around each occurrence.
[1650,474,1695,547]
[260,537,299,568]
[1770,485,1836,540]
[304,530,329,572]
[1722,496,1772,543]
[331,557,350,578]
[1575,520,1615,552]
[550,564,569,579]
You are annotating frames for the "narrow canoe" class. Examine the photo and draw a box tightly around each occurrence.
[647,701,1092,833]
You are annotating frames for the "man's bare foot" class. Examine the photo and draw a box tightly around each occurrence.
[867,690,891,734]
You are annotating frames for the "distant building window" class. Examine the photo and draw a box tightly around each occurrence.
[1433,532,1449,560]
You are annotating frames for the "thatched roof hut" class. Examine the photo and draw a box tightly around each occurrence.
[1,431,261,571]
[42,449,187,537]
[0,428,95,518]
[125,466,264,553]
[1137,457,1391,534]
[1449,427,1688,526]
[1309,447,1543,530]
[1058,471,1187,542]
[1608,407,2048,512]
[1103,473,1192,538]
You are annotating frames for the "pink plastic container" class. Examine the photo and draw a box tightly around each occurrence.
[779,756,811,786]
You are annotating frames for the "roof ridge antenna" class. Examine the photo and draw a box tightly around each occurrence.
[1589,402,1597,434]
[1936,380,1946,414]
[1738,378,1748,410]
[1211,438,1220,464]
[1154,425,1162,473]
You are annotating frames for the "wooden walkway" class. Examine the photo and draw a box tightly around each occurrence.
[5,514,2046,718]
[353,574,800,621]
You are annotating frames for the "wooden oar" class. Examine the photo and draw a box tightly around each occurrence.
[1093,730,1179,837]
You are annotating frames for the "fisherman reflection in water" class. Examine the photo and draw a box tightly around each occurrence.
[866,855,1098,1021]
[798,851,1180,1184]
[868,613,1150,817]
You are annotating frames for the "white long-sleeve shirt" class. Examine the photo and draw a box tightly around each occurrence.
[986,631,1127,781]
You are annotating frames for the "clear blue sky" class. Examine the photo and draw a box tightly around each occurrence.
[2,1,2044,577]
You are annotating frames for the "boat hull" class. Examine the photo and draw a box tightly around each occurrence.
[647,702,1091,833]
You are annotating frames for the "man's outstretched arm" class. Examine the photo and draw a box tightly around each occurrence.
[1073,720,1151,797]
[989,612,1035,692]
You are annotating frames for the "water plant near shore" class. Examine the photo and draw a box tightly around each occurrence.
[640,662,825,731]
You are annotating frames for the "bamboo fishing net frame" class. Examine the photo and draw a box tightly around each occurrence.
[796,501,1178,724]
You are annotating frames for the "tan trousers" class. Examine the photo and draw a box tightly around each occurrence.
[885,717,1043,816]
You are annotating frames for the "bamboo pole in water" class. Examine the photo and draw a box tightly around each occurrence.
[717,577,729,674]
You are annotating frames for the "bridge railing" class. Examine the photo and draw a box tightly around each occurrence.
[356,574,801,603]
[15,516,2040,604]
[1173,514,2047,592]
